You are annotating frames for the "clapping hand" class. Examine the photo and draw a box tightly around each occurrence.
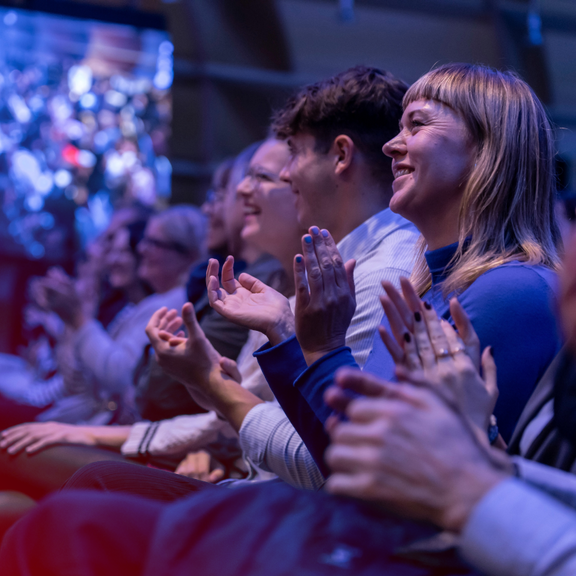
[377,278,497,431]
[145,303,224,412]
[206,256,295,345]
[324,369,511,532]
[294,227,356,365]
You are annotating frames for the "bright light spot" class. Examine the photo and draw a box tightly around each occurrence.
[68,65,92,96]
[104,90,127,108]
[25,194,44,212]
[35,173,54,195]
[4,12,17,26]
[39,213,55,229]
[153,70,173,90]
[159,41,174,56]
[65,120,84,141]
[29,242,45,259]
[77,150,96,168]
[93,131,109,152]
[28,95,43,112]
[8,94,31,123]
[80,93,97,109]
[54,169,73,188]
[106,153,125,177]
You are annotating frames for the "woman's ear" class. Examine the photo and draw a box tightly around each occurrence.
[331,135,355,176]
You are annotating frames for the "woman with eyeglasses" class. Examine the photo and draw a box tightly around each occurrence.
[0,205,206,433]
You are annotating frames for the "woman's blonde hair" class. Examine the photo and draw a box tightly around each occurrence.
[404,63,561,296]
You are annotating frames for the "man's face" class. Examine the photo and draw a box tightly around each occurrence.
[280,132,335,230]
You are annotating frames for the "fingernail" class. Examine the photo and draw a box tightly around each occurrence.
[296,255,303,263]
[414,311,421,322]
[403,333,411,343]
[489,347,494,357]
[321,229,329,238]
[304,235,312,244]
[311,226,319,235]
[424,302,432,310]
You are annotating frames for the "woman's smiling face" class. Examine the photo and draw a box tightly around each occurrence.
[382,99,476,230]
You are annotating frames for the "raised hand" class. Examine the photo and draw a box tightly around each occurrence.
[206,256,295,345]
[34,268,85,329]
[324,371,512,532]
[294,227,356,365]
[377,278,497,431]
[146,304,222,406]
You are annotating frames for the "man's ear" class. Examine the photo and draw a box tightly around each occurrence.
[331,135,355,176]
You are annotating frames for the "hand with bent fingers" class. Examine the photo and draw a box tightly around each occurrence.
[206,256,295,346]
[0,422,97,455]
[145,303,223,411]
[378,278,497,431]
[294,227,356,366]
[324,368,512,532]
[175,450,225,483]
[36,268,86,329]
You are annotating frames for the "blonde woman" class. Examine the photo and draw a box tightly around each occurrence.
[209,63,562,444]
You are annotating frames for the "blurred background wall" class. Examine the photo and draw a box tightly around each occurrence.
[1,0,575,353]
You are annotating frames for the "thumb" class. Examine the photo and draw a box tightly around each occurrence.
[181,303,201,338]
[344,259,356,300]
[219,357,242,383]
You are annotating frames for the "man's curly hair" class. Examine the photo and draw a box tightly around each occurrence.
[271,66,408,183]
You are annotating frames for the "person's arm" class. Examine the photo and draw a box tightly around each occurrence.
[457,266,561,441]
[146,304,264,433]
[239,402,326,490]
[0,422,132,454]
[460,477,576,576]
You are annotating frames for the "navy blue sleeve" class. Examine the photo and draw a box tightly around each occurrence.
[293,347,359,424]
[254,336,358,474]
[457,265,561,441]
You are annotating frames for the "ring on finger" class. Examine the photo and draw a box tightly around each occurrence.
[435,348,451,360]
[451,345,467,355]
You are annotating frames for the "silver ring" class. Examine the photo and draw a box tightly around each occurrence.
[451,346,467,355]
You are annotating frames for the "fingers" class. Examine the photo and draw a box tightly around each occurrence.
[399,277,423,315]
[146,307,168,337]
[301,232,323,297]
[344,259,356,300]
[219,357,242,383]
[294,254,310,311]
[382,281,414,332]
[207,274,224,310]
[441,320,466,356]
[206,258,220,288]
[221,256,238,293]
[334,367,396,399]
[209,469,225,483]
[157,309,179,332]
[379,295,410,347]
[481,347,498,402]
[378,325,404,365]
[324,386,353,416]
[237,273,267,295]
[421,301,452,362]
[317,228,348,290]
[449,298,480,368]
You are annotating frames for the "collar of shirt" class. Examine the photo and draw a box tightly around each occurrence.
[336,208,415,263]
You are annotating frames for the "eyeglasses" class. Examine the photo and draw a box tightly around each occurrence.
[140,236,190,255]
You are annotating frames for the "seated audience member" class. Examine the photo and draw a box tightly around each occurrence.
[0,206,206,431]
[0,205,152,425]
[209,62,561,447]
[18,66,421,495]
[0,138,311,499]
[5,232,576,576]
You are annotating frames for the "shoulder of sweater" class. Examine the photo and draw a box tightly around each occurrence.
[459,263,558,315]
